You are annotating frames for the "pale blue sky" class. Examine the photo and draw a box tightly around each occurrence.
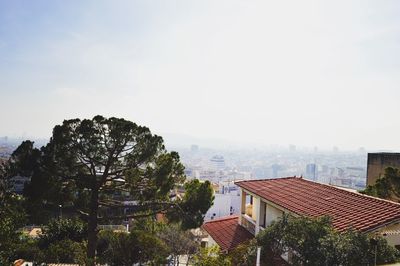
[1,0,400,150]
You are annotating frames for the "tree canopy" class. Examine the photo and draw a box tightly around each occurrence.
[96,229,169,266]
[256,214,400,266]
[0,162,26,264]
[6,116,214,263]
[362,167,400,200]
[168,178,214,229]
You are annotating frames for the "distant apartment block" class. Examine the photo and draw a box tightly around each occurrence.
[367,153,400,186]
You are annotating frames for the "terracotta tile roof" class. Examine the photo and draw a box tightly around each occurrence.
[202,215,254,251]
[47,265,80,266]
[235,177,400,232]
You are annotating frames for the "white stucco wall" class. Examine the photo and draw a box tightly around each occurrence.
[207,235,217,248]
[375,222,400,247]
[265,203,283,227]
[205,193,241,221]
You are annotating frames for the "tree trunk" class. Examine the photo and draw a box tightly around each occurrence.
[87,187,99,264]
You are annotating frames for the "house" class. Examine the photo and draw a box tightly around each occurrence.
[202,176,400,254]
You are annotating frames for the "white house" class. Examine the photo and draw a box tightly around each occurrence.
[203,176,400,256]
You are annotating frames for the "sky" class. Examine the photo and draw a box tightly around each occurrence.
[1,0,400,150]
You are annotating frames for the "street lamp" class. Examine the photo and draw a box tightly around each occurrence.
[59,204,63,219]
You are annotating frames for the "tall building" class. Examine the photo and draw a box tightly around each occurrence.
[271,164,280,178]
[190,144,199,152]
[305,163,317,181]
[210,155,225,169]
[289,144,296,152]
[367,153,400,186]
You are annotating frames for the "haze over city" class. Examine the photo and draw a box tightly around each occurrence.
[4,2,400,265]
[1,1,400,150]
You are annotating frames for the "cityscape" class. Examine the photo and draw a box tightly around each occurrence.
[2,1,400,265]
[0,135,384,222]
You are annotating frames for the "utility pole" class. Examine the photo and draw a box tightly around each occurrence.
[256,246,261,266]
[370,237,378,266]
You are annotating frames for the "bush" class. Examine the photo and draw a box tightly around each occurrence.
[193,246,231,266]
[39,218,87,248]
[13,238,44,263]
[97,230,169,266]
[44,239,85,264]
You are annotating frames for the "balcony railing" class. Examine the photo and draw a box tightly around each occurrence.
[241,214,256,235]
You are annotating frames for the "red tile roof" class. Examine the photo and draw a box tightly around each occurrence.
[202,215,253,252]
[236,177,400,232]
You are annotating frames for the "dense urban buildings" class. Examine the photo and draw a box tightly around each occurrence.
[178,145,367,186]
[174,144,370,221]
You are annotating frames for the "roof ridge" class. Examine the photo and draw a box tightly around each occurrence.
[235,176,298,184]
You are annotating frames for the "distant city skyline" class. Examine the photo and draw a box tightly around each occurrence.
[1,1,400,150]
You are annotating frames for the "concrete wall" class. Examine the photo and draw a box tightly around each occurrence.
[367,153,400,186]
[253,196,259,222]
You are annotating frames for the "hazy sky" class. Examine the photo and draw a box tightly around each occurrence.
[1,0,400,150]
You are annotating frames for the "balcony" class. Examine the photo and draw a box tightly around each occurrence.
[241,214,256,235]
